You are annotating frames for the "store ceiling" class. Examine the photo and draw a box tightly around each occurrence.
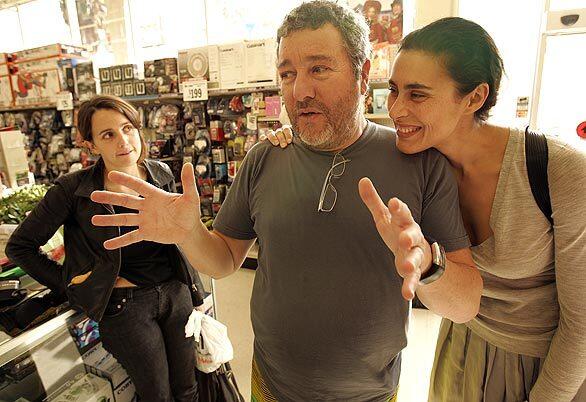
[0,0,34,10]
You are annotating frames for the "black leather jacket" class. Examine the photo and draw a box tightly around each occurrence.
[6,158,205,321]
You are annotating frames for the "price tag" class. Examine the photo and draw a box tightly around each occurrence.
[56,92,74,110]
[183,80,208,101]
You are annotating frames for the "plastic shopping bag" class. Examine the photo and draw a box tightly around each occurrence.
[185,309,234,373]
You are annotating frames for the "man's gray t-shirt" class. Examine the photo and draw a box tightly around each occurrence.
[213,122,470,401]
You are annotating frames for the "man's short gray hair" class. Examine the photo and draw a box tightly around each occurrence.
[277,0,372,79]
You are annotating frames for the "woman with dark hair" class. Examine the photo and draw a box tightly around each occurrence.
[6,95,204,401]
[266,17,586,402]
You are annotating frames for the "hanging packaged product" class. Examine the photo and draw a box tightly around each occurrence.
[198,177,214,197]
[200,196,214,217]
[156,104,180,134]
[209,120,225,142]
[195,155,212,178]
[73,62,97,101]
[223,120,237,139]
[211,146,227,164]
[228,96,244,113]
[194,129,211,155]
[212,184,227,204]
[233,136,246,158]
[246,113,258,130]
[264,95,282,118]
[244,133,258,153]
[207,98,219,115]
[224,142,234,163]
[216,97,229,115]
[185,122,196,140]
[214,163,228,183]
[227,160,241,181]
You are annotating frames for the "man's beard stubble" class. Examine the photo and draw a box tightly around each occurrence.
[291,91,364,151]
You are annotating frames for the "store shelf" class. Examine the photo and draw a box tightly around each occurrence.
[208,85,280,97]
[365,113,391,120]
[0,103,60,112]
[121,93,183,104]
[257,116,280,122]
[0,308,78,368]
[370,78,390,86]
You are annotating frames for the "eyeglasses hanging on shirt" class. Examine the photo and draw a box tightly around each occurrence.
[317,152,351,212]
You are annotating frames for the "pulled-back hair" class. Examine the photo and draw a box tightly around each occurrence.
[401,17,504,121]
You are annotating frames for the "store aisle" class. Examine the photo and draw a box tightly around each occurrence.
[215,269,442,402]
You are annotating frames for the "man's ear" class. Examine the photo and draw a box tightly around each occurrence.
[360,59,371,95]
[464,83,490,116]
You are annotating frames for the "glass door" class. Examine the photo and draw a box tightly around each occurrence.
[530,0,586,141]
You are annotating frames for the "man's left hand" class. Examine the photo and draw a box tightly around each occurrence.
[359,177,432,300]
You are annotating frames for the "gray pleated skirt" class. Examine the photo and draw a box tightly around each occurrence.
[428,319,586,402]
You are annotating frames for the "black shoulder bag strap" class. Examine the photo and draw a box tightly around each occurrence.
[524,127,553,225]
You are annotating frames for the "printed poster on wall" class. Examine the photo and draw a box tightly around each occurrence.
[348,0,404,45]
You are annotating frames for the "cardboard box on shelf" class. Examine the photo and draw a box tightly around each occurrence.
[0,75,14,108]
[76,80,97,101]
[14,43,85,63]
[99,67,111,83]
[114,377,138,402]
[10,57,81,106]
[219,43,246,89]
[0,130,30,188]
[87,359,129,389]
[82,342,131,390]
[134,80,146,95]
[123,80,135,97]
[122,64,139,81]
[245,38,277,87]
[81,342,112,368]
[74,62,98,101]
[111,65,123,82]
[1,54,15,107]
[45,373,114,402]
[101,82,112,95]
[112,82,123,97]
[178,46,221,91]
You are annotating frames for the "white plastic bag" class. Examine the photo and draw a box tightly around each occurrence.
[185,309,234,373]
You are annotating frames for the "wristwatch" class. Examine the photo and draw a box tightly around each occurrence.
[419,241,446,285]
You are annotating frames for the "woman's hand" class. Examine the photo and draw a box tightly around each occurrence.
[259,125,293,148]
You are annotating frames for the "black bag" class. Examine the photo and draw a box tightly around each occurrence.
[525,127,553,225]
[196,362,245,402]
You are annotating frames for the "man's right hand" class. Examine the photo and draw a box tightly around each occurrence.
[259,125,293,148]
[90,163,202,250]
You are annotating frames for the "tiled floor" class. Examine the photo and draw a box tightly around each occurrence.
[215,269,442,402]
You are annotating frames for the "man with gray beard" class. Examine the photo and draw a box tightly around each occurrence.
[91,1,481,401]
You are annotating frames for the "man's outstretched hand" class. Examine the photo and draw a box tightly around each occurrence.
[359,177,432,300]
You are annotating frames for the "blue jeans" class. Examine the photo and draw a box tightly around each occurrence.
[99,279,198,402]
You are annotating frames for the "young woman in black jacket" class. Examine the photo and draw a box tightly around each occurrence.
[6,95,204,401]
